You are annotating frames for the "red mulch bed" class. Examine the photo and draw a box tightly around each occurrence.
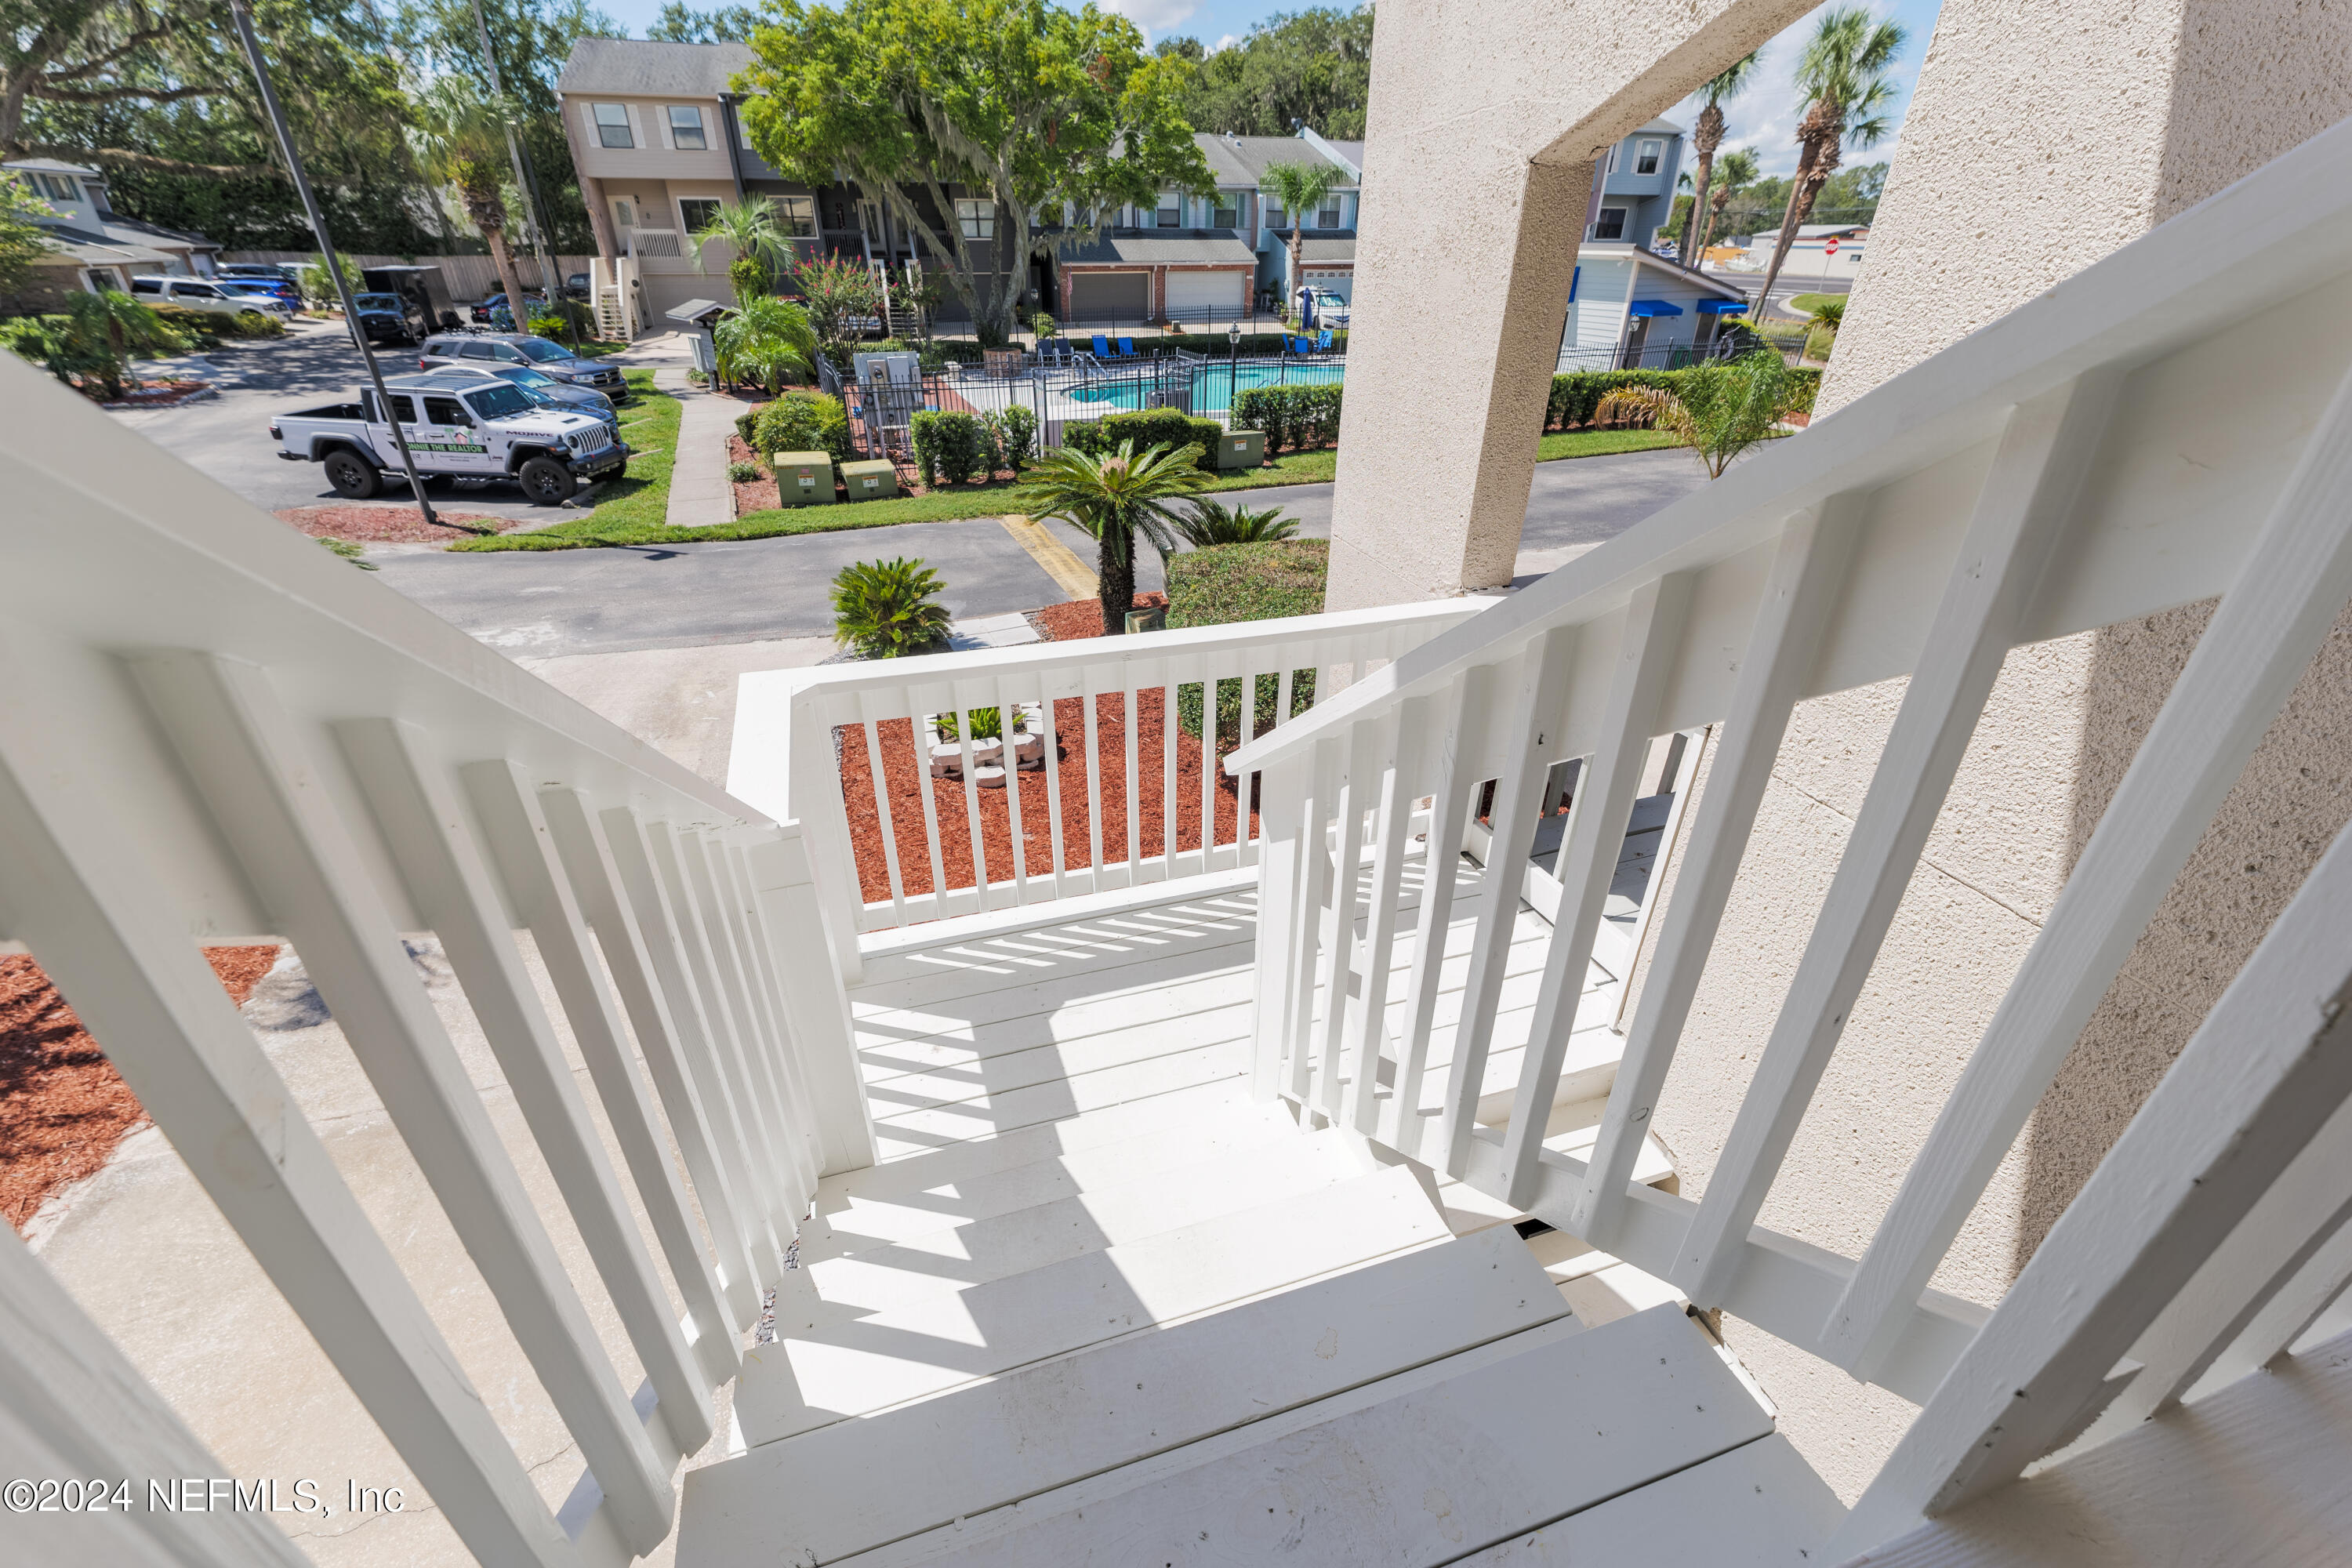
[275,506,513,543]
[730,433,781,515]
[836,593,1255,905]
[100,378,213,408]
[3,946,280,1232]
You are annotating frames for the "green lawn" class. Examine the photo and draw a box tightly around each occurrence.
[449,423,1684,553]
[1787,292,1842,316]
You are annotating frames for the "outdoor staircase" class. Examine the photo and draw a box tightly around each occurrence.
[673,893,1844,1567]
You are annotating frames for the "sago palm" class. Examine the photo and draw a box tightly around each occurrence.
[1177,499,1299,547]
[1021,440,1210,635]
[1592,350,1793,478]
[714,296,818,394]
[830,557,952,658]
[1678,51,1760,267]
[1259,160,1341,303]
[691,196,793,303]
[1755,6,1905,311]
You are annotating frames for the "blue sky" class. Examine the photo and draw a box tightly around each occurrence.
[605,0,1944,177]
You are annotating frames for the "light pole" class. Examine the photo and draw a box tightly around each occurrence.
[1227,321,1240,420]
[227,0,446,531]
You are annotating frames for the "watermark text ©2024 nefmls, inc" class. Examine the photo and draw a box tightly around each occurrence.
[4,1477,405,1517]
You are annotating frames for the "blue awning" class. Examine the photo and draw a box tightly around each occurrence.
[1626,299,1684,318]
[1694,297,1748,314]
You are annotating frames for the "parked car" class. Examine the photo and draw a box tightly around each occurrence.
[1308,290,1352,328]
[270,369,626,504]
[468,292,550,328]
[347,292,417,346]
[213,273,303,310]
[560,272,591,301]
[416,332,630,402]
[129,275,293,322]
[426,361,619,434]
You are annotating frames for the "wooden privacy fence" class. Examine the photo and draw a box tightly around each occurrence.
[1227,111,2352,1559]
[0,347,869,1567]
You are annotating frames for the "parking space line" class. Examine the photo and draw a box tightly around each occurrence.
[1001,514,1097,600]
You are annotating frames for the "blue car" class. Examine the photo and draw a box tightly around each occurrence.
[216,267,303,309]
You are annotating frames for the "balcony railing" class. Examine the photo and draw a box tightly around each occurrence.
[626,227,683,260]
[1227,110,2352,1558]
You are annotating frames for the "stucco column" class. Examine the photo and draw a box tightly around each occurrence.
[1322,0,1815,611]
[1636,0,2352,1505]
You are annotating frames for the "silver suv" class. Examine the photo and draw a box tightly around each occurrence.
[416,332,630,403]
[129,275,294,322]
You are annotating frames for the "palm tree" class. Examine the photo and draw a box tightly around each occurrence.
[1701,147,1762,258]
[1177,499,1299,547]
[1754,6,1906,317]
[1021,441,1210,634]
[1677,51,1760,267]
[1592,349,1793,477]
[419,83,529,333]
[1259,160,1342,307]
[691,197,793,304]
[713,296,818,394]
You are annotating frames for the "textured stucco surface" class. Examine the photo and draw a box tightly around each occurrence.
[1321,0,1816,611]
[1632,0,2352,1504]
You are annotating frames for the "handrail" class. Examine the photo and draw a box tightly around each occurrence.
[1236,110,2352,1555]
[728,599,1478,964]
[1227,109,2352,779]
[0,347,866,1566]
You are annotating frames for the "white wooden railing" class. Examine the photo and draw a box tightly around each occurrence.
[0,347,869,1566]
[625,227,683,260]
[727,601,1478,971]
[1226,113,2352,1555]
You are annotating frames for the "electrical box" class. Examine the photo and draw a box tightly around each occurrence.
[840,458,898,500]
[1217,429,1266,470]
[772,451,836,506]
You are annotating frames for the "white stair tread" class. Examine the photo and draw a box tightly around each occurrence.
[857,999,1252,1109]
[859,1305,1771,1568]
[837,1080,1272,1185]
[678,1226,1570,1567]
[868,1051,1250,1160]
[1456,1434,1842,1566]
[736,1166,1447,1446]
[804,1102,1301,1260]
[797,1131,1377,1312]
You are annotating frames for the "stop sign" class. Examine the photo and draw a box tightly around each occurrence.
[1825,238,1841,257]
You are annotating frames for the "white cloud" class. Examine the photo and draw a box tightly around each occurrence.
[1096,0,1200,40]
[1211,32,1240,52]
[1664,0,1929,179]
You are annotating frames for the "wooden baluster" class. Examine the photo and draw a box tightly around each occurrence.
[1344,704,1420,1135]
[1312,719,1373,1120]
[1160,658,1180,882]
[1039,670,1072,898]
[1436,628,1577,1179]
[1508,574,1690,1212]
[129,653,673,1555]
[1082,662,1109,891]
[996,673,1032,902]
[1287,737,1342,1105]
[543,789,766,1323]
[952,676,990,913]
[719,840,822,1200]
[1384,667,1489,1161]
[338,723,712,1458]
[905,692,953,923]
[681,828,808,1218]
[1250,748,1308,1099]
[855,702,907,927]
[1828,361,2352,1381]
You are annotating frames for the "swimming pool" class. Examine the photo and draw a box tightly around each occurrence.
[1066,361,1345,417]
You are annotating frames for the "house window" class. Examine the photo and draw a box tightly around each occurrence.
[668,105,707,150]
[612,197,637,229]
[25,171,79,201]
[956,198,995,240]
[592,103,633,149]
[1211,194,1240,229]
[771,195,815,238]
[1263,200,1284,230]
[678,197,722,234]
[1593,206,1628,241]
[1317,196,1342,229]
[1635,138,1663,176]
[1156,193,1181,228]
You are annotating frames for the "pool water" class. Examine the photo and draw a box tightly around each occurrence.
[1068,361,1344,416]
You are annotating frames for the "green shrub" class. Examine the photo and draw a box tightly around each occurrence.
[752,391,853,465]
[1177,499,1299,547]
[1059,408,1224,470]
[910,409,989,485]
[727,459,761,482]
[1167,539,1330,743]
[1231,383,1343,455]
[1784,366,1822,416]
[830,557,952,657]
[528,313,568,342]
[1544,368,1688,430]
[982,405,1038,470]
[932,706,1006,742]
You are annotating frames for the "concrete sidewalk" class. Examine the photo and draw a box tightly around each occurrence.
[659,366,738,530]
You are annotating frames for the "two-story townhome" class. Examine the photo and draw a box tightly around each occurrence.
[1557,120,1749,369]
[1584,117,1685,251]
[1054,129,1361,325]
[3,158,221,310]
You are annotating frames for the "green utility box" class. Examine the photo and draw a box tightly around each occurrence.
[840,458,899,501]
[773,451,837,506]
[1216,429,1266,470]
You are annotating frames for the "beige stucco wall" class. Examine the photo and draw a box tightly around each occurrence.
[1636,0,2352,1503]
[1320,0,1817,611]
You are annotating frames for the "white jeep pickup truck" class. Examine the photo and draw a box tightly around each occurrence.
[271,369,628,504]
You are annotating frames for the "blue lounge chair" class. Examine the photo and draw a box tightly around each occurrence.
[1116,335,1139,358]
[1316,328,1335,352]
[1092,333,1115,360]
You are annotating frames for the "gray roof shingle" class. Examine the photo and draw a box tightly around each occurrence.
[1191,133,1356,187]
[1058,230,1258,265]
[557,37,753,98]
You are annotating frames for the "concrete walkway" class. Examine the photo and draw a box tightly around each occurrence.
[659,366,738,530]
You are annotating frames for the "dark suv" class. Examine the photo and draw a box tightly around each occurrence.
[416,332,630,403]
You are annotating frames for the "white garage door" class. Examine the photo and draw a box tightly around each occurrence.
[1304,268,1353,302]
[1163,270,1242,323]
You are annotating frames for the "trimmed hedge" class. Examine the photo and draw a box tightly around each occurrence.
[1167,539,1330,743]
[746,392,854,466]
[1544,363,1820,430]
[1231,383,1343,456]
[1060,408,1225,470]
